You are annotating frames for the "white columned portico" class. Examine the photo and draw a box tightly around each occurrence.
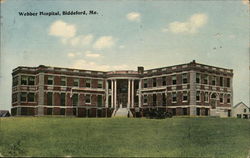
[114,79,117,109]
[131,79,134,108]
[111,80,114,108]
[138,79,142,108]
[127,79,131,108]
[105,80,108,108]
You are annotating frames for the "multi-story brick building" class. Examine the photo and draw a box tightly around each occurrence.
[11,60,233,117]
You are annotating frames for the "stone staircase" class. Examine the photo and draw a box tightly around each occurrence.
[112,104,133,117]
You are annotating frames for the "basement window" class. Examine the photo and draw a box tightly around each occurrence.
[47,92,53,105]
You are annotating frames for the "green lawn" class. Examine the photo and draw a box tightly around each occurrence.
[0,117,249,157]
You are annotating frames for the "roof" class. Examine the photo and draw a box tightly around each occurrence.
[233,102,249,109]
[0,110,11,117]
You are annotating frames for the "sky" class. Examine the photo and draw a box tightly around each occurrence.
[0,0,249,110]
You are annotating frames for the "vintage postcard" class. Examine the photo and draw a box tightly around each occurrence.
[0,0,249,157]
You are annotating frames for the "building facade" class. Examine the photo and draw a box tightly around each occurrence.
[232,102,250,119]
[11,60,233,117]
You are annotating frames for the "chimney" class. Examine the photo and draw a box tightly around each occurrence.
[137,66,144,74]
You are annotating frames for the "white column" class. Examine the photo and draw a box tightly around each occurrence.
[127,79,131,108]
[105,80,109,108]
[111,80,114,108]
[132,79,134,108]
[114,80,117,109]
[138,79,142,108]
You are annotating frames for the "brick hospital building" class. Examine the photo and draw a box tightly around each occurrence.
[11,60,233,117]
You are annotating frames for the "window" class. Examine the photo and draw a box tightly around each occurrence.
[143,79,148,88]
[47,108,53,115]
[47,76,53,85]
[204,74,208,84]
[172,76,176,85]
[13,76,19,86]
[153,78,157,87]
[162,77,166,86]
[182,73,187,84]
[21,76,28,85]
[143,95,147,104]
[60,108,65,115]
[85,94,91,104]
[183,108,187,115]
[28,93,35,102]
[60,93,65,106]
[97,95,102,107]
[172,92,177,102]
[212,76,216,85]
[227,94,231,103]
[226,78,230,87]
[196,91,200,101]
[73,79,79,87]
[183,91,188,101]
[20,92,27,102]
[244,109,247,113]
[196,73,200,83]
[162,93,166,106]
[72,94,78,106]
[28,76,35,85]
[12,93,18,103]
[219,77,223,87]
[220,94,223,103]
[153,94,157,106]
[98,80,103,88]
[47,92,53,105]
[61,77,66,86]
[205,92,209,102]
[86,79,91,88]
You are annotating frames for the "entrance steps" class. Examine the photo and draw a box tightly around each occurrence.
[112,108,133,117]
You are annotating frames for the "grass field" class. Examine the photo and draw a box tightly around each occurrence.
[0,117,249,157]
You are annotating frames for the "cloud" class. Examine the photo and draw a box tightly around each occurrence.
[67,52,81,58]
[49,20,76,38]
[85,51,101,58]
[242,0,249,6]
[93,36,115,50]
[126,12,141,22]
[69,34,94,46]
[163,13,208,34]
[71,59,128,71]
